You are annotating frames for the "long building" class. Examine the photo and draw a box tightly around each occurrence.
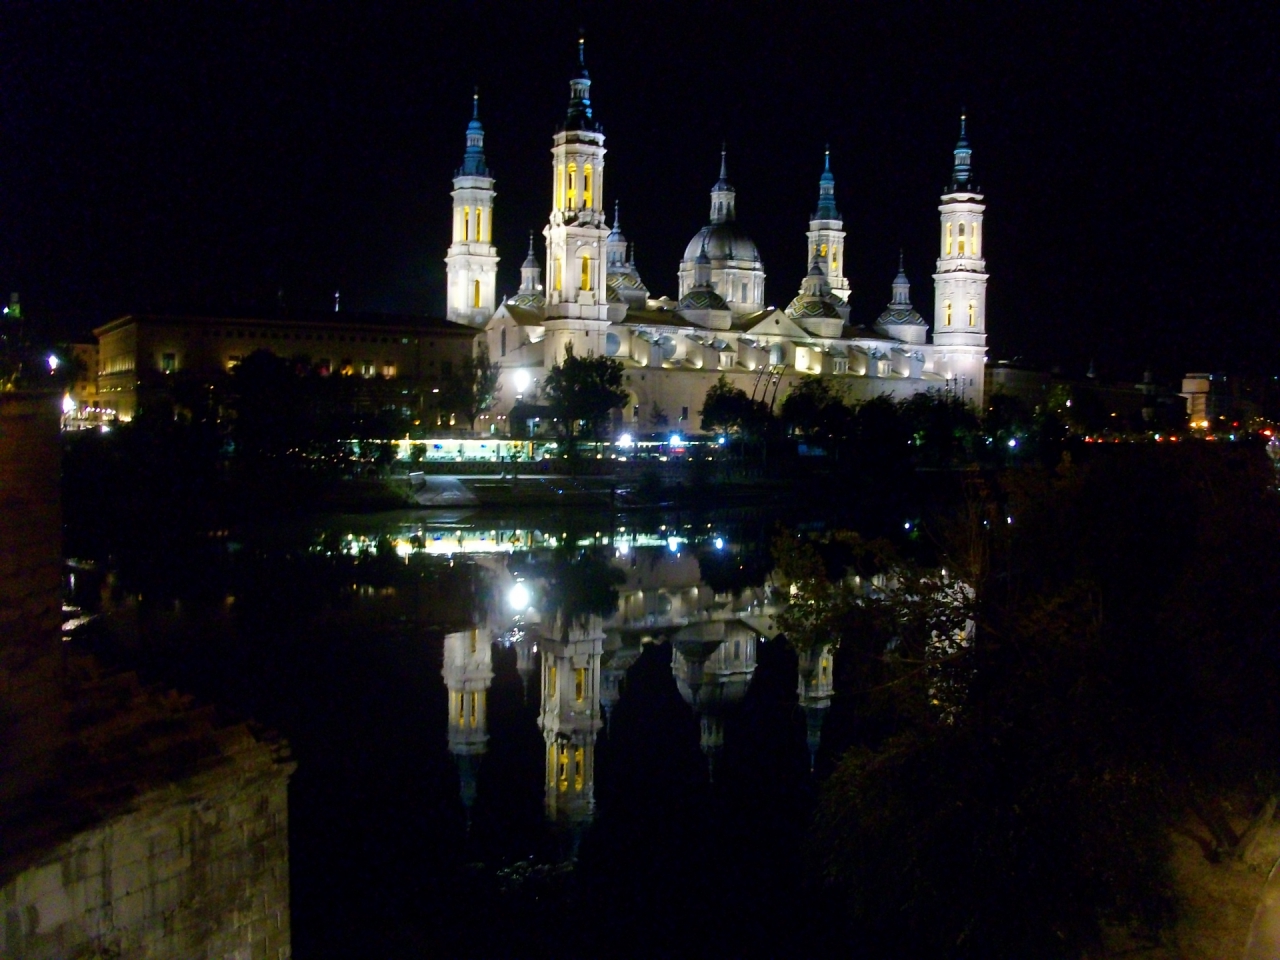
[93,311,476,420]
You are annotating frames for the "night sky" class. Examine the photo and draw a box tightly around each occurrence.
[2,0,1276,379]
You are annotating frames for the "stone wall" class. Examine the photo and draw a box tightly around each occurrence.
[0,725,292,960]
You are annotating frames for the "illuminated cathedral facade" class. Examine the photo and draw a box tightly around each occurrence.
[445,38,989,431]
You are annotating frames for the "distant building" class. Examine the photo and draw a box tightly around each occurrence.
[440,39,988,434]
[92,312,476,420]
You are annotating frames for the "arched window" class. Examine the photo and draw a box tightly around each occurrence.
[968,301,976,326]
[820,242,828,258]
[957,222,966,256]
[580,254,591,291]
[567,163,577,208]
[473,280,481,308]
[463,207,470,242]
[945,222,953,255]
[477,208,485,242]
[944,300,952,326]
[583,164,593,208]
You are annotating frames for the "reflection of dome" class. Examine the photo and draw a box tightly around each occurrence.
[507,292,546,309]
[786,294,842,320]
[682,223,761,264]
[678,287,729,311]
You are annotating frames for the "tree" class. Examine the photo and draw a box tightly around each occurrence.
[440,342,501,432]
[780,376,854,449]
[541,344,628,455]
[649,401,669,429]
[700,374,772,437]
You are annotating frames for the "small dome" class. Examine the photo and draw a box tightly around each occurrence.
[683,223,761,264]
[877,306,926,326]
[507,292,546,309]
[786,294,842,321]
[679,286,729,311]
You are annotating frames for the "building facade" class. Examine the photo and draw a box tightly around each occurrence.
[93,312,476,420]
[444,40,988,436]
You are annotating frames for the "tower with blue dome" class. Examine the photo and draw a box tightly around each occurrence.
[445,91,499,326]
[931,114,988,406]
[807,148,851,304]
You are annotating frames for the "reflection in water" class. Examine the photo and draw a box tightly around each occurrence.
[442,627,493,816]
[425,516,817,834]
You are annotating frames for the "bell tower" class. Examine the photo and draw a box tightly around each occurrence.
[932,114,988,406]
[807,148,850,303]
[445,91,499,326]
[543,35,611,323]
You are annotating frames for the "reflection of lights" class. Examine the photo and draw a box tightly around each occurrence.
[508,582,532,611]
[714,537,724,550]
[903,521,912,531]
[667,536,680,552]
[617,433,634,448]
[47,354,59,371]
[513,369,531,394]
[616,541,630,556]
[1007,437,1018,448]
[62,394,75,415]
[717,435,727,445]
[669,434,683,447]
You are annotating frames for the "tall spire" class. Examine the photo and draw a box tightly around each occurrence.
[950,109,972,189]
[813,145,840,220]
[458,88,489,177]
[562,31,599,132]
[608,200,623,240]
[519,231,542,293]
[709,144,736,224]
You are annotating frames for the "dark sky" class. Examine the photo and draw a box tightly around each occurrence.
[1,0,1277,379]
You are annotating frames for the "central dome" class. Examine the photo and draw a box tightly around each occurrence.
[683,223,761,264]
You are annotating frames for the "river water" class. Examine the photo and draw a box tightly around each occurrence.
[79,505,861,958]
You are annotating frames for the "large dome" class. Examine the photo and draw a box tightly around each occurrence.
[786,294,843,321]
[682,223,761,264]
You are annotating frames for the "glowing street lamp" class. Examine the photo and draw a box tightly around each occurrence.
[513,369,531,396]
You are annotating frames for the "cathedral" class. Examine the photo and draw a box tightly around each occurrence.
[445,38,988,435]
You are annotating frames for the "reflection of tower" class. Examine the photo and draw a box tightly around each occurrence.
[599,632,644,731]
[796,644,835,771]
[442,628,494,815]
[671,621,757,776]
[513,630,538,703]
[537,620,603,831]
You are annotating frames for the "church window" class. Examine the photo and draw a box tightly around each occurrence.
[574,747,585,791]
[469,692,478,727]
[567,164,577,208]
[549,663,557,698]
[463,207,470,241]
[958,222,966,256]
[944,300,952,326]
[557,746,569,792]
[556,164,565,208]
[473,280,481,308]
[584,164,593,208]
[741,282,748,301]
[820,242,828,258]
[575,668,586,702]
[554,258,563,291]
[581,254,591,291]
[968,301,976,326]
[972,221,980,257]
[500,327,507,357]
[945,223,953,255]
[457,691,465,726]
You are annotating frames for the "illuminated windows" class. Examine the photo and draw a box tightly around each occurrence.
[567,163,577,208]
[583,164,593,208]
[574,747,585,791]
[469,692,478,727]
[945,222,953,255]
[473,280,481,308]
[820,242,828,258]
[575,667,585,702]
[463,206,470,241]
[972,221,980,257]
[968,301,976,326]
[556,745,569,792]
[957,221,966,256]
[554,258,563,291]
[555,164,565,208]
[944,300,952,326]
[581,254,591,291]
[549,663,557,697]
